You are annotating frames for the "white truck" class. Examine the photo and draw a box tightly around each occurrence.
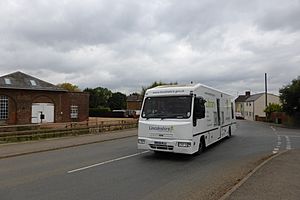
[137,83,236,154]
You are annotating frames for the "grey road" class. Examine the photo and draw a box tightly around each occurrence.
[0,121,299,200]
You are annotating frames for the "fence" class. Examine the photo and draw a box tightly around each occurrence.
[0,119,138,144]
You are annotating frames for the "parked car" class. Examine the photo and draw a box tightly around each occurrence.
[235,112,244,119]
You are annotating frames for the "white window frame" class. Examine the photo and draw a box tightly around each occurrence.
[0,96,8,119]
[70,105,78,119]
[30,80,37,86]
[4,78,11,85]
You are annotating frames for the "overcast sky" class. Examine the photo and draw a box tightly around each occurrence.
[1,0,300,96]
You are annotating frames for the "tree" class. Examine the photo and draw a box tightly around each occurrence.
[279,77,300,116]
[83,87,112,109]
[108,92,127,110]
[264,103,282,119]
[57,82,81,92]
[141,81,177,98]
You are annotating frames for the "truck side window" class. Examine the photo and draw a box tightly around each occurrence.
[194,97,206,119]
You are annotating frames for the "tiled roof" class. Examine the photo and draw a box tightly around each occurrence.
[0,71,67,92]
[245,93,264,102]
[235,92,278,102]
[235,95,248,102]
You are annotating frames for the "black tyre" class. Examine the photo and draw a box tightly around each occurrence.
[227,126,232,138]
[196,137,206,154]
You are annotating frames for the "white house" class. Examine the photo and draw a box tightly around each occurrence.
[235,92,280,121]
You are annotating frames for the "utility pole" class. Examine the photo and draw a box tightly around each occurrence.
[265,73,268,120]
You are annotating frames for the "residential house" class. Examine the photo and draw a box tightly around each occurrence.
[235,91,251,117]
[235,91,280,121]
[126,93,143,111]
[0,71,89,125]
[126,93,143,117]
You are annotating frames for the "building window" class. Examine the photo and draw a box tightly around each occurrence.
[4,78,11,85]
[30,80,37,86]
[0,96,8,119]
[70,105,78,119]
[249,103,251,106]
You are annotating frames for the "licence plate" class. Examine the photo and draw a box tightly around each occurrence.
[154,141,167,145]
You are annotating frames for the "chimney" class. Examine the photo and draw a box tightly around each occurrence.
[245,91,251,97]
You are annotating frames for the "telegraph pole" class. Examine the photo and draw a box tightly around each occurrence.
[265,73,267,107]
[265,73,268,120]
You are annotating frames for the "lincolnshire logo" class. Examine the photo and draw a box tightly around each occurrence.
[149,126,174,132]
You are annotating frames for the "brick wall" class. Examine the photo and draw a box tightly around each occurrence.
[61,92,89,122]
[0,89,89,125]
[127,101,142,110]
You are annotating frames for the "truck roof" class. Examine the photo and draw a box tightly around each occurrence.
[146,83,232,97]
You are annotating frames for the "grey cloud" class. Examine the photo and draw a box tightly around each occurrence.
[0,0,144,49]
[0,0,300,96]
[257,2,300,32]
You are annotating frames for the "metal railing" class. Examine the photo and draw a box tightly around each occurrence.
[0,119,138,143]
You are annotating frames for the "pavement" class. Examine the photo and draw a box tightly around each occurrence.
[0,128,137,159]
[0,126,300,199]
[224,149,300,200]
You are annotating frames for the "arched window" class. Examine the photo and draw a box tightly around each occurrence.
[0,96,8,119]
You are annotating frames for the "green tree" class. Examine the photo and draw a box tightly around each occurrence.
[279,77,300,116]
[108,92,127,110]
[57,82,81,92]
[83,87,112,109]
[264,103,282,118]
[141,81,177,98]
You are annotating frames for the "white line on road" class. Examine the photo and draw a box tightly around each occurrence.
[271,126,280,154]
[285,136,292,150]
[270,126,276,132]
[280,135,300,138]
[67,151,150,174]
[270,126,295,152]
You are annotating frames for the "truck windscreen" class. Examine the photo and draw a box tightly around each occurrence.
[141,96,192,119]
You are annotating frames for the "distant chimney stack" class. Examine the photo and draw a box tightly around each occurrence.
[245,91,251,97]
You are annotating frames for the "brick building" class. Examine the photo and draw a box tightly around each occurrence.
[0,71,89,125]
[126,93,143,110]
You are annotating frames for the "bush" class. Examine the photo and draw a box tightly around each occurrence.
[89,107,111,117]
[89,107,129,118]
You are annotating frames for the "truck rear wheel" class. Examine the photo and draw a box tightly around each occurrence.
[227,126,232,138]
[196,137,206,154]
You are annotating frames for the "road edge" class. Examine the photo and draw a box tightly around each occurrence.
[218,150,289,200]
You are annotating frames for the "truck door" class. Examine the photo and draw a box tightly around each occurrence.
[216,99,221,139]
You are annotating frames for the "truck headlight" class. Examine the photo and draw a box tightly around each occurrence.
[178,142,191,147]
[138,139,146,144]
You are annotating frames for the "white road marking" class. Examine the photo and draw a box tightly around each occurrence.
[284,135,300,138]
[68,150,150,174]
[271,126,281,154]
[285,136,292,150]
[271,126,276,132]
